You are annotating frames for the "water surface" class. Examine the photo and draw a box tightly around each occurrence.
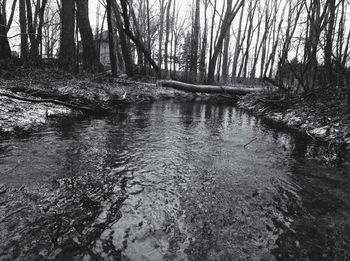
[1,101,350,260]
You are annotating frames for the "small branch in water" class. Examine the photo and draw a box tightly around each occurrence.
[244,137,257,148]
[0,185,8,195]
[0,206,27,223]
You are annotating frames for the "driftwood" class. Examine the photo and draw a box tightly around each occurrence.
[159,80,264,95]
[0,91,98,112]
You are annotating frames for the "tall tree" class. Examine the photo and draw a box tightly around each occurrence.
[0,0,17,59]
[199,0,209,82]
[221,0,232,82]
[111,0,134,76]
[231,0,244,81]
[75,0,100,71]
[164,0,172,76]
[19,0,28,62]
[303,0,329,90]
[242,0,257,78]
[189,0,200,82]
[158,0,167,68]
[324,0,335,84]
[26,0,48,63]
[119,0,161,77]
[59,0,75,71]
[42,3,60,59]
[106,0,117,75]
[207,0,245,84]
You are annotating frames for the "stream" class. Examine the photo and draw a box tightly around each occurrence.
[1,101,350,261]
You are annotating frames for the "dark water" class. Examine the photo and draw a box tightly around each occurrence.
[1,101,350,261]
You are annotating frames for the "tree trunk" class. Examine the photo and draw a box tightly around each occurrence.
[59,0,75,71]
[208,0,217,65]
[221,0,233,83]
[0,21,11,59]
[146,0,152,74]
[189,0,200,82]
[325,0,335,84]
[158,0,166,68]
[0,1,14,59]
[164,0,172,77]
[111,0,134,76]
[119,0,161,77]
[26,0,48,64]
[231,2,245,81]
[75,0,99,71]
[19,0,28,63]
[199,0,208,83]
[106,0,117,76]
[207,0,245,84]
[242,1,257,78]
[159,80,264,95]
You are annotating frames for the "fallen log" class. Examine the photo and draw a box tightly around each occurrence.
[158,80,264,95]
[0,91,101,113]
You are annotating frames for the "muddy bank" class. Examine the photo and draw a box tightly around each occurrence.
[237,88,350,166]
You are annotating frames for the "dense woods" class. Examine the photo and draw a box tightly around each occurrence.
[1,0,350,104]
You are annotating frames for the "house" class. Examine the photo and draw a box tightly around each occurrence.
[96,31,110,68]
[78,31,111,69]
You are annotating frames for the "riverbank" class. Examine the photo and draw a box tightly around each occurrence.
[1,68,350,165]
[237,87,350,165]
[0,68,200,135]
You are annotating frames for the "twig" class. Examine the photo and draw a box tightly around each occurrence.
[244,137,258,148]
[0,206,27,223]
[0,186,8,195]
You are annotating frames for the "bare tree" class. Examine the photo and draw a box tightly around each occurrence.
[0,0,17,59]
[189,0,200,82]
[19,0,28,61]
[119,0,161,77]
[75,0,100,71]
[106,0,117,75]
[111,0,134,76]
[207,0,245,84]
[59,0,75,70]
[157,0,167,68]
[199,0,209,82]
[221,0,232,82]
[324,0,335,83]
[164,0,172,76]
[42,1,60,59]
[231,0,244,81]
[26,0,48,63]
